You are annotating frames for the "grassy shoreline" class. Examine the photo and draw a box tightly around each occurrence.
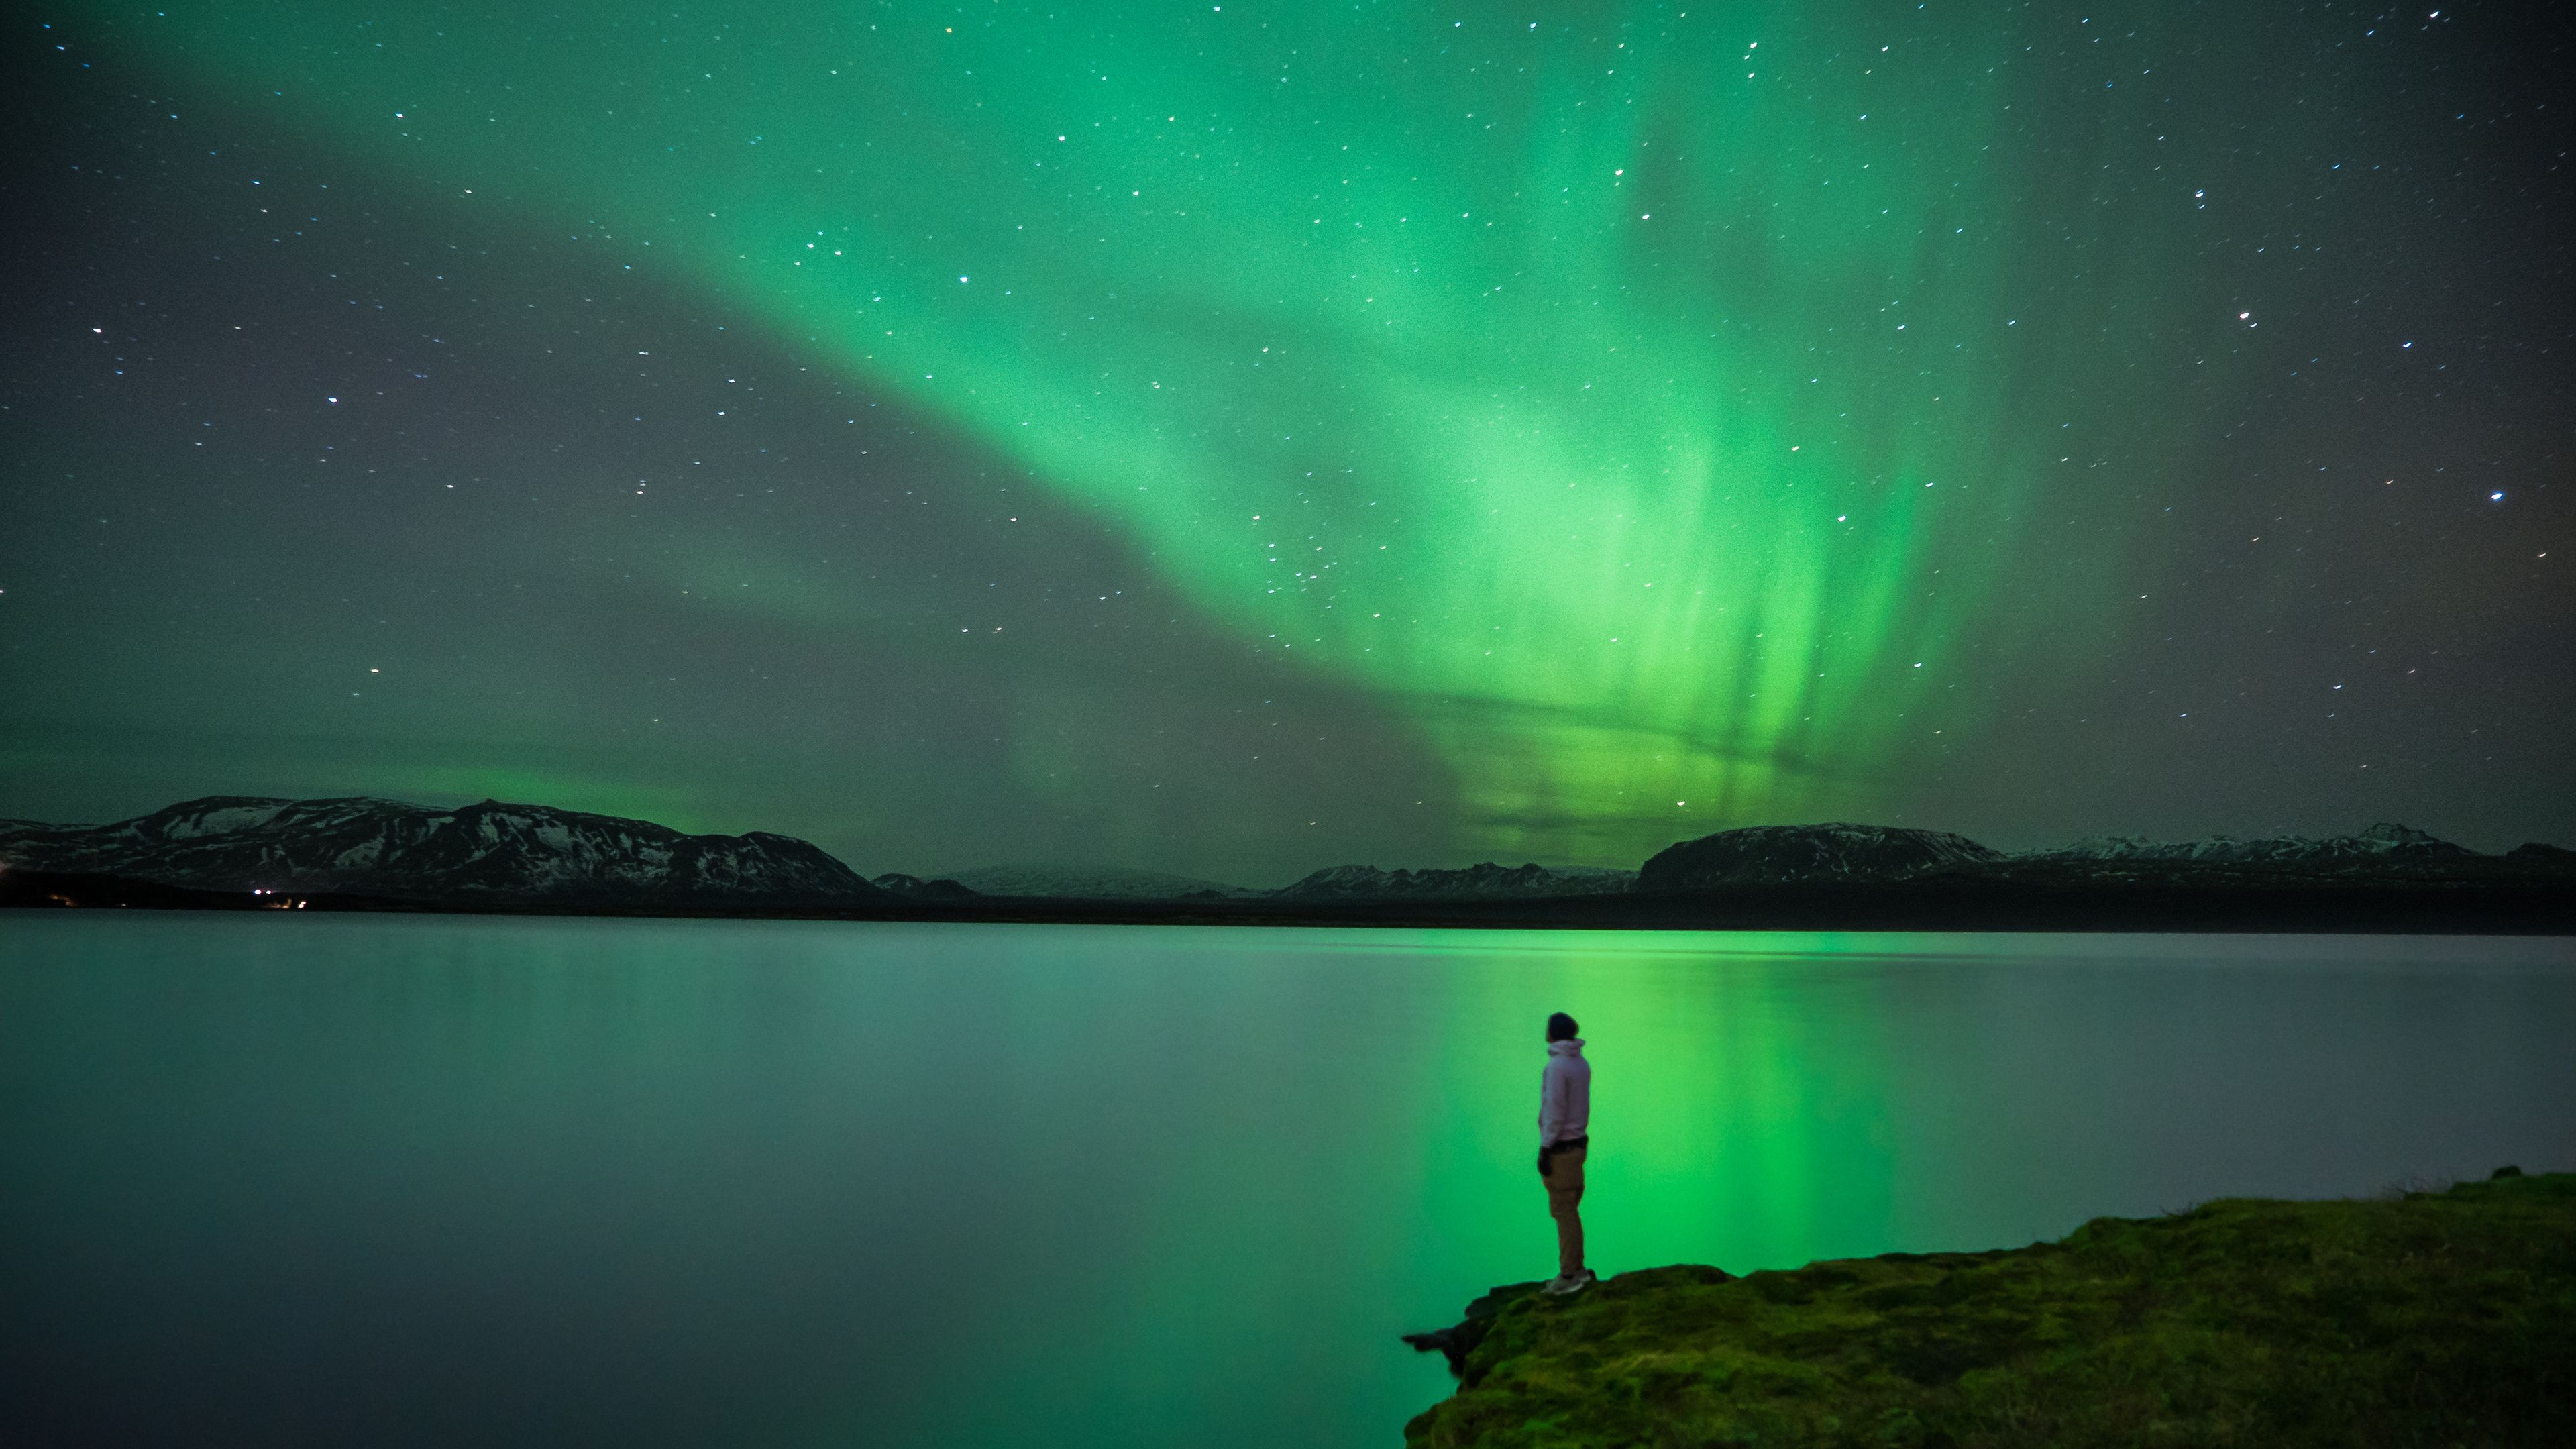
[1406,1171,2574,1448]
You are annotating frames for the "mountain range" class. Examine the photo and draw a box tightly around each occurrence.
[1273,862,1636,900]
[937,863,1253,900]
[0,796,879,906]
[2034,822,2468,865]
[3,796,2567,913]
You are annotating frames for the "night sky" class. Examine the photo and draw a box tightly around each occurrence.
[3,2,2568,883]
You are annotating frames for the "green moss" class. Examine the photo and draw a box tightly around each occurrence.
[1407,1172,2576,1448]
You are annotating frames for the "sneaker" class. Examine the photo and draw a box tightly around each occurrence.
[1541,1270,1595,1297]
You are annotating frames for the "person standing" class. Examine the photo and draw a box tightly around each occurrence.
[1537,1011,1594,1295]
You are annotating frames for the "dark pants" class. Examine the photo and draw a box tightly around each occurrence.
[1542,1143,1587,1276]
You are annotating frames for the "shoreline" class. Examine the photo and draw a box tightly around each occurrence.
[5,865,2573,934]
[1403,1170,2575,1447]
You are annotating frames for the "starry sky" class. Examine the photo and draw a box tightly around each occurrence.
[3,1,2568,882]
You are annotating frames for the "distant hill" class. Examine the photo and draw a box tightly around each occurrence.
[2027,822,2471,865]
[1274,862,1635,900]
[942,860,1633,902]
[1639,824,2002,892]
[0,796,880,907]
[869,873,980,900]
[1625,819,2575,900]
[942,863,1260,900]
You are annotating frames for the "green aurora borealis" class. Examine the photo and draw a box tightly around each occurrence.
[5,2,2569,874]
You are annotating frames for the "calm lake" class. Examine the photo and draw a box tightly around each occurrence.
[4,916,2571,1446]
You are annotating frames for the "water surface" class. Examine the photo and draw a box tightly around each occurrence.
[3,916,2570,1446]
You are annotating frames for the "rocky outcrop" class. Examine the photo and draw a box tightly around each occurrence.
[1404,1170,2576,1447]
[1401,1281,1560,1378]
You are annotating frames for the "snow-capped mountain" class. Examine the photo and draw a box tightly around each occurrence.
[1272,862,1635,900]
[1637,823,2004,891]
[2029,822,2470,865]
[941,863,1258,899]
[0,796,881,905]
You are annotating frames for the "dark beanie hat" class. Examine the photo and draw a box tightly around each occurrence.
[1547,1011,1579,1041]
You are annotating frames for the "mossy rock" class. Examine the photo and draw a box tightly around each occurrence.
[1406,1171,2576,1448]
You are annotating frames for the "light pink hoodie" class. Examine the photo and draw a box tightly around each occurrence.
[1539,1037,1591,1146]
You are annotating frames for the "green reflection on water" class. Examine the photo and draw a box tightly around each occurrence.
[1387,931,1909,1296]
[8,917,2568,1449]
